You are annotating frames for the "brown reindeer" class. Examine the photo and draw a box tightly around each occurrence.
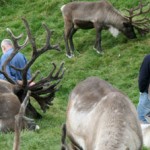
[61,77,143,150]
[61,0,150,58]
[0,80,38,133]
[0,18,64,132]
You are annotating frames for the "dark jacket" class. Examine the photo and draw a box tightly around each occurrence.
[138,54,150,93]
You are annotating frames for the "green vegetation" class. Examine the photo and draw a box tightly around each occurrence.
[0,0,150,149]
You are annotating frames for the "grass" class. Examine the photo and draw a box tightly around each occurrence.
[0,0,150,149]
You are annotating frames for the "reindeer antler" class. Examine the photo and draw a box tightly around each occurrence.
[22,18,61,87]
[0,18,64,115]
[30,62,64,112]
[125,0,150,35]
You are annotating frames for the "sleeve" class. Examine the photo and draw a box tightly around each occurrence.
[0,54,17,81]
[11,53,32,80]
[138,55,150,93]
[5,64,17,81]
[0,58,5,79]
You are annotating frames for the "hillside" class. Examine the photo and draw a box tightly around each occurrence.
[0,0,150,149]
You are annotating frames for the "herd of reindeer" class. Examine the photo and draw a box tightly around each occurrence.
[0,0,150,150]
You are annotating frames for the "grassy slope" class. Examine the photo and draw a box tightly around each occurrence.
[0,0,150,149]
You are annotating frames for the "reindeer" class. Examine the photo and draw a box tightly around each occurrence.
[61,0,150,58]
[61,77,143,150]
[0,18,64,132]
[0,80,38,132]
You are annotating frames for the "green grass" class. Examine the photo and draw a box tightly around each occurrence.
[0,0,150,149]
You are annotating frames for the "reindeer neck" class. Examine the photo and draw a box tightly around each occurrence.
[105,8,128,30]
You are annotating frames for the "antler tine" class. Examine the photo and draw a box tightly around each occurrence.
[7,28,29,51]
[133,18,150,24]
[124,5,141,17]
[20,18,37,86]
[41,23,61,52]
[134,26,150,36]
[32,80,61,95]
[6,28,23,40]
[131,2,150,18]
[22,17,37,54]
[31,90,57,112]
[29,63,56,89]
[30,62,64,90]
[28,70,40,84]
[54,62,65,79]
[125,0,150,35]
[125,0,150,20]
[20,18,62,86]
[133,18,150,36]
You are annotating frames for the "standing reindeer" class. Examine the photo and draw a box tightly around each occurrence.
[0,18,64,132]
[61,77,143,150]
[61,0,150,58]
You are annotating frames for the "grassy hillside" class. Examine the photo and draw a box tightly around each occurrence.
[0,0,150,149]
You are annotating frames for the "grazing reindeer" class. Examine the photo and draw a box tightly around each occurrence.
[0,80,38,132]
[61,0,150,58]
[61,77,143,150]
[0,18,64,132]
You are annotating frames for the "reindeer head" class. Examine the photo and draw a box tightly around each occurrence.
[122,22,137,39]
[125,0,150,37]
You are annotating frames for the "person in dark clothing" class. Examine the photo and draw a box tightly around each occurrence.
[137,54,150,124]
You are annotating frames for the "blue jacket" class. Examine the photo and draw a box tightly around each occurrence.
[138,54,150,93]
[0,48,31,82]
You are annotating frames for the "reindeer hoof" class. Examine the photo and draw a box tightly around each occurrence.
[93,47,103,55]
[66,53,74,58]
[96,50,100,54]
[97,51,104,55]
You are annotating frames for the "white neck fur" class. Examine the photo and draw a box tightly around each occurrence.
[109,26,119,38]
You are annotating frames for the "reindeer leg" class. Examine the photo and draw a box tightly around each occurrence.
[69,135,83,150]
[69,27,77,52]
[61,123,69,150]
[64,21,74,58]
[93,24,103,54]
[64,32,71,58]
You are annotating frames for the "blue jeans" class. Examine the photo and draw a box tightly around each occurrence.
[137,92,150,123]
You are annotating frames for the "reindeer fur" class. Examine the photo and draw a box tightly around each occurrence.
[63,77,143,150]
